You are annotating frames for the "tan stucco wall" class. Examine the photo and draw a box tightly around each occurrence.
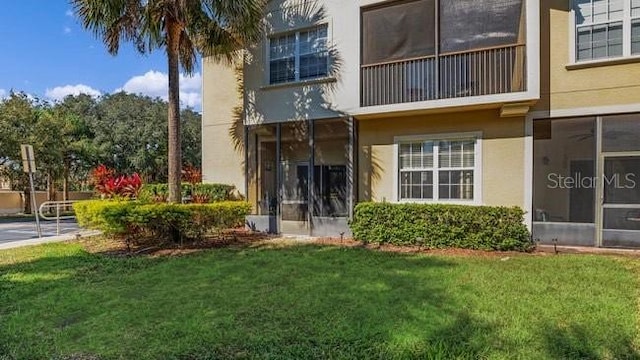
[537,1,640,112]
[0,191,93,215]
[201,59,246,193]
[357,109,526,208]
[0,191,23,215]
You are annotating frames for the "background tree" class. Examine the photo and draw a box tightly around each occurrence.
[89,92,202,182]
[0,92,202,211]
[0,93,50,212]
[72,0,266,202]
[52,97,98,200]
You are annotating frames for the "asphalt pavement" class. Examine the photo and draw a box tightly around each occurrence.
[0,219,80,244]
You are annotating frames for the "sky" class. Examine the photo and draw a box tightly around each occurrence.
[0,1,202,110]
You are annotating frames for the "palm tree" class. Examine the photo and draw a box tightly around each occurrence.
[72,0,265,202]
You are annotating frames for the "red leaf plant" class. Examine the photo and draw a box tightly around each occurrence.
[90,165,143,199]
[182,165,202,185]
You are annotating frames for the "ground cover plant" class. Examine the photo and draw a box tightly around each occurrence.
[0,240,638,359]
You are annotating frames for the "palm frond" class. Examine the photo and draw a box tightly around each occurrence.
[71,0,145,55]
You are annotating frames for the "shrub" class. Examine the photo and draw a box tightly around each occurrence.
[89,165,143,199]
[349,202,532,252]
[74,200,252,245]
[137,183,236,203]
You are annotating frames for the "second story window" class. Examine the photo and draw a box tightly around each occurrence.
[574,0,640,61]
[269,25,328,85]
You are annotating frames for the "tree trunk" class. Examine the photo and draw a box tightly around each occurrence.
[23,186,31,214]
[63,159,70,201]
[167,21,182,204]
[47,170,55,201]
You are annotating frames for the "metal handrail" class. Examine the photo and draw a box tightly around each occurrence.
[38,200,77,236]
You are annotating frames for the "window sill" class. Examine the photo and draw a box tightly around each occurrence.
[397,199,480,206]
[261,77,336,90]
[566,56,640,70]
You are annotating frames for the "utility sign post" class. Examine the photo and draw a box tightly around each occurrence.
[21,144,41,238]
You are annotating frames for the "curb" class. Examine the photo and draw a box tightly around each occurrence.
[0,230,102,250]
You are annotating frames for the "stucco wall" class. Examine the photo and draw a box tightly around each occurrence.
[537,1,640,113]
[358,109,526,209]
[0,191,93,215]
[201,59,246,192]
[0,191,23,215]
[242,0,538,124]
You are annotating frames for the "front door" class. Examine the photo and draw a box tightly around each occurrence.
[600,155,640,247]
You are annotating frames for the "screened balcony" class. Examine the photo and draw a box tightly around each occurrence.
[360,0,527,107]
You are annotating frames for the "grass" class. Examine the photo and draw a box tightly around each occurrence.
[0,242,639,359]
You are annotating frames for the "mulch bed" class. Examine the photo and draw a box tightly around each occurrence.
[78,229,274,257]
[77,230,550,259]
[312,237,546,257]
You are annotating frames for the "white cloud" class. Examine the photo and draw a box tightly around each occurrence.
[117,70,202,109]
[45,84,101,102]
[63,26,72,34]
[0,89,6,99]
[65,9,73,17]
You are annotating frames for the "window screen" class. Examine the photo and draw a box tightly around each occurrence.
[439,0,524,53]
[361,0,436,65]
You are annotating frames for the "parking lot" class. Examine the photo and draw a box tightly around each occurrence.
[0,219,80,244]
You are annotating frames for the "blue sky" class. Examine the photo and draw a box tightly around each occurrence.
[0,1,202,109]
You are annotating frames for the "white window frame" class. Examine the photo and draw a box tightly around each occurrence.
[393,132,483,205]
[267,24,329,85]
[570,0,640,63]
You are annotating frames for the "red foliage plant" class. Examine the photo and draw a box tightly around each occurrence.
[182,165,202,185]
[90,165,114,187]
[90,165,143,199]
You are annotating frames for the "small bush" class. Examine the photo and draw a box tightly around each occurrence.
[137,183,236,203]
[349,202,532,251]
[89,164,143,199]
[74,200,251,245]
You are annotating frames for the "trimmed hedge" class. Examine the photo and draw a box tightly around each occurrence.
[349,202,532,251]
[137,183,236,203]
[74,200,251,243]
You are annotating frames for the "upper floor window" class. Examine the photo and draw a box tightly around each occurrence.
[268,25,328,85]
[397,136,479,202]
[574,0,640,61]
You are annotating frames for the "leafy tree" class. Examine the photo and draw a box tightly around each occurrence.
[72,0,265,202]
[0,92,203,211]
[88,92,201,182]
[181,108,202,169]
[52,96,99,198]
[0,93,52,212]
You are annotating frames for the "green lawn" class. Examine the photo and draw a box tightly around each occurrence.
[0,242,639,359]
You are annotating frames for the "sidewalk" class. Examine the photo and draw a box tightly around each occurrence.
[537,244,640,256]
[0,230,101,250]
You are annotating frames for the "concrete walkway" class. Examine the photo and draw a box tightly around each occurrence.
[0,230,101,250]
[537,244,640,256]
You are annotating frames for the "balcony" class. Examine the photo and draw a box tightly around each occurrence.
[361,44,527,107]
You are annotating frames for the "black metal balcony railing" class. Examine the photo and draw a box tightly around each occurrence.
[361,44,527,107]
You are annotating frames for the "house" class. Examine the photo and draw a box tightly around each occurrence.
[202,0,640,248]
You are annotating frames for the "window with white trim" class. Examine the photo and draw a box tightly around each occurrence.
[268,25,328,84]
[398,138,477,201]
[573,0,640,61]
